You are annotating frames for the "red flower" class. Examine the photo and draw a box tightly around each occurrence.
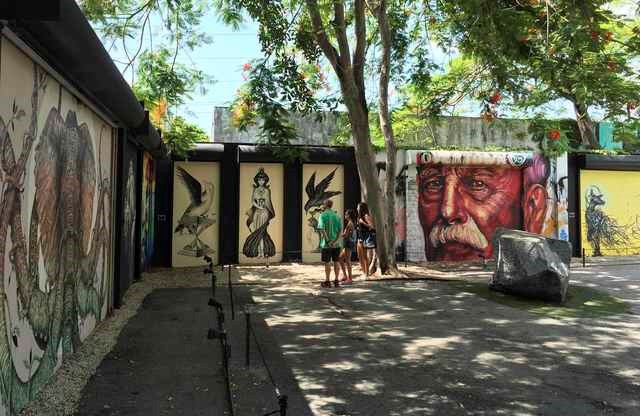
[591,31,599,41]
[242,62,252,72]
[488,91,502,104]
[547,129,561,141]
[603,31,614,42]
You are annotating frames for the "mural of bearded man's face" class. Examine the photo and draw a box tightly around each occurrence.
[418,165,523,261]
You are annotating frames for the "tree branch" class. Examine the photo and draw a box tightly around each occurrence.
[333,0,351,70]
[305,0,341,75]
[353,0,367,106]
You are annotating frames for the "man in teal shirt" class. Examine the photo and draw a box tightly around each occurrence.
[317,199,342,287]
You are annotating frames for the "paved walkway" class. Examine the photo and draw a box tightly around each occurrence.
[77,288,229,415]
[69,260,640,415]
[246,264,640,415]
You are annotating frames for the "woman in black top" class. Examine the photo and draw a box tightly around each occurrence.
[339,209,357,283]
[356,202,377,277]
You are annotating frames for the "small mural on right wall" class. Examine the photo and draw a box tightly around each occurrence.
[580,170,640,256]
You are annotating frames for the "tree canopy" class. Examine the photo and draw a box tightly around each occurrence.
[427,0,640,148]
[80,0,212,156]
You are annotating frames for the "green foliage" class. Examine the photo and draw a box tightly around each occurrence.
[426,1,640,147]
[215,0,437,154]
[612,119,640,152]
[162,116,208,158]
[131,49,212,157]
[79,0,210,51]
[132,48,211,108]
[529,116,572,158]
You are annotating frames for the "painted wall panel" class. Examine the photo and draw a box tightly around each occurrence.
[301,164,344,262]
[375,151,408,259]
[580,170,640,256]
[140,152,156,271]
[238,163,284,264]
[116,138,139,303]
[0,35,114,413]
[407,150,560,262]
[172,162,221,267]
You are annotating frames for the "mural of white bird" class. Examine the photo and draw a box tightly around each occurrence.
[174,167,214,235]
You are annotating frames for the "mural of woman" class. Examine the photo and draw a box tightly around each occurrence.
[243,168,276,258]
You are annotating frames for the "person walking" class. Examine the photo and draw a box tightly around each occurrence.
[357,202,377,277]
[317,199,342,288]
[339,209,357,284]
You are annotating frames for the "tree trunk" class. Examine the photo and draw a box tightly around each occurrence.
[376,0,399,274]
[342,95,394,274]
[573,101,599,148]
[304,0,394,274]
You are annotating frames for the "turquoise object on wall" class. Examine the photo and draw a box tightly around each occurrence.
[598,122,623,150]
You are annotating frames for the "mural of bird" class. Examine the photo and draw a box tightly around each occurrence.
[304,168,342,214]
[174,167,214,235]
[585,185,626,257]
[304,168,342,252]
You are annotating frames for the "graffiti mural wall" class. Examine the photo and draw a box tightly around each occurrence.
[140,152,156,271]
[0,36,114,413]
[172,162,220,267]
[302,164,344,262]
[580,170,640,256]
[406,150,566,262]
[239,163,284,264]
[119,141,138,293]
[376,152,408,259]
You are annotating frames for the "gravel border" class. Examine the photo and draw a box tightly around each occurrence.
[20,267,210,416]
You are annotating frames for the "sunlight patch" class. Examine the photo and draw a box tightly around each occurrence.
[354,380,384,395]
[403,336,466,360]
[322,360,361,371]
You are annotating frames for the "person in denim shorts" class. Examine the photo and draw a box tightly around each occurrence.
[339,209,357,284]
[356,202,377,276]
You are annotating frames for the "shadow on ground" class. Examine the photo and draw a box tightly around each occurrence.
[247,267,640,415]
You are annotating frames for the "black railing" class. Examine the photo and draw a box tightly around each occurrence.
[244,306,288,416]
[204,257,234,416]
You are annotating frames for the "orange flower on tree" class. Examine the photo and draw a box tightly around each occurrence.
[488,91,502,104]
[547,129,561,141]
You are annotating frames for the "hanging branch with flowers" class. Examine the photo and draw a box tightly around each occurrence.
[529,116,571,158]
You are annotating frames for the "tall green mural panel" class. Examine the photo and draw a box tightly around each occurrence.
[0,35,114,413]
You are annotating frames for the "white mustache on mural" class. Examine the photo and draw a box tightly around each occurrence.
[429,216,489,251]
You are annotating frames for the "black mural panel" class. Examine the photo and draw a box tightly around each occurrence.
[154,158,173,268]
[114,134,139,307]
